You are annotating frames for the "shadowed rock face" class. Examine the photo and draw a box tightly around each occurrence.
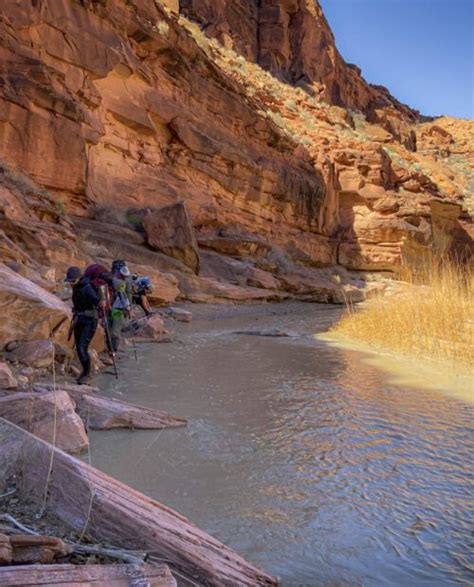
[144,202,201,273]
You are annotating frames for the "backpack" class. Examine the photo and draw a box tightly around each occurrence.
[84,264,113,308]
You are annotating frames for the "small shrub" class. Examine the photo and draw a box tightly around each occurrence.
[157,20,170,36]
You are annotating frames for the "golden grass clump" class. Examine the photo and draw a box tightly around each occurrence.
[332,258,474,372]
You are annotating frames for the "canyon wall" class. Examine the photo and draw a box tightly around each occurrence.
[0,0,341,271]
[180,0,418,120]
[0,0,471,305]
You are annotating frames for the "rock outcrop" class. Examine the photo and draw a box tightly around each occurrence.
[144,202,200,273]
[0,264,70,350]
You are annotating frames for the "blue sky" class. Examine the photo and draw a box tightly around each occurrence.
[319,0,473,119]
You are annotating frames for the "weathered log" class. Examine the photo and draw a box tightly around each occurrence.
[0,534,12,564]
[0,515,147,565]
[0,390,88,453]
[34,384,186,430]
[0,419,277,586]
[9,534,69,564]
[0,563,176,586]
[0,531,69,565]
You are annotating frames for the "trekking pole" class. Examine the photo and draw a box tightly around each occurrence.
[132,336,138,362]
[101,313,119,380]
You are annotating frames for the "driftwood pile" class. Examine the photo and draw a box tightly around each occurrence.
[0,416,277,586]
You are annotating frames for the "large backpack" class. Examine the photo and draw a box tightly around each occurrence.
[84,264,113,308]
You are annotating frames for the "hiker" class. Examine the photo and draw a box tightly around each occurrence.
[109,260,132,353]
[130,274,153,316]
[65,265,103,386]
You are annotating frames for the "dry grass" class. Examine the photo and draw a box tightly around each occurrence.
[331,258,474,372]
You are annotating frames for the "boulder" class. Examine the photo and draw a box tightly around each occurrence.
[126,314,168,340]
[0,362,17,389]
[143,202,200,274]
[201,251,281,290]
[167,307,193,322]
[0,390,89,454]
[5,340,54,369]
[0,264,70,350]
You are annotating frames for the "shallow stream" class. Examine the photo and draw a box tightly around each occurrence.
[91,302,473,586]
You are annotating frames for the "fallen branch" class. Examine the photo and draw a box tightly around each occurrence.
[0,514,38,536]
[72,543,146,565]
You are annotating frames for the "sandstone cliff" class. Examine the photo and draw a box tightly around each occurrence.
[0,0,472,346]
[180,0,418,121]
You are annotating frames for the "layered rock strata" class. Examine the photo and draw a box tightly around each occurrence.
[0,0,470,345]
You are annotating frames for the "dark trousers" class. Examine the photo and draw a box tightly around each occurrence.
[74,315,98,378]
[133,294,151,316]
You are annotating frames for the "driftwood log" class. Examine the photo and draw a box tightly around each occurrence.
[0,532,69,564]
[0,419,277,586]
[35,383,187,430]
[0,563,176,586]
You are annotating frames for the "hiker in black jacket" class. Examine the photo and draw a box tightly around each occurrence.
[65,266,102,385]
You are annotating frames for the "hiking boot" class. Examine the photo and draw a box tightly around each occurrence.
[76,374,92,386]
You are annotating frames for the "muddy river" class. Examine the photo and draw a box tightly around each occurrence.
[91,302,473,586]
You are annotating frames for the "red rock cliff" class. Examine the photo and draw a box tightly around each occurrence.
[0,0,471,304]
[181,0,417,119]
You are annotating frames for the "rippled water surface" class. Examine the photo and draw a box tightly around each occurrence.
[91,302,474,586]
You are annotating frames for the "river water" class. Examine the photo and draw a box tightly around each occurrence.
[90,302,473,586]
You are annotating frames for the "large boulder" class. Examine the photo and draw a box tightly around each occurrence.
[143,202,200,274]
[0,390,88,454]
[126,314,168,340]
[0,264,70,350]
[167,307,193,323]
[5,340,54,369]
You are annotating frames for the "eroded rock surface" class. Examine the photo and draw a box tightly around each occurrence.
[0,390,89,454]
[144,203,200,274]
[0,264,70,350]
[0,0,470,351]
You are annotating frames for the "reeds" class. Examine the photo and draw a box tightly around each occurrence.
[332,256,474,371]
